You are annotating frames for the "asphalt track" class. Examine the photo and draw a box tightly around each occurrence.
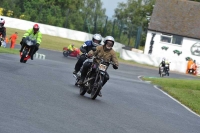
[0,47,200,133]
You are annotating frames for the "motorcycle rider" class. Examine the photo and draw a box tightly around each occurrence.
[73,33,102,74]
[19,24,42,60]
[67,44,75,54]
[0,18,6,47]
[159,58,170,74]
[78,36,119,97]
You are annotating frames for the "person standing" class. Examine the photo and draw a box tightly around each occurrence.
[9,32,18,49]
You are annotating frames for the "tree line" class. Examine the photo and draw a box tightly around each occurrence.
[1,0,199,48]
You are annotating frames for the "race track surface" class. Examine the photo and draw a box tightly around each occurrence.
[0,48,199,133]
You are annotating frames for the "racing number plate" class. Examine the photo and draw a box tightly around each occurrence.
[99,64,107,71]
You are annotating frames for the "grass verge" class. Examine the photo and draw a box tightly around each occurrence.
[0,47,19,54]
[142,77,200,115]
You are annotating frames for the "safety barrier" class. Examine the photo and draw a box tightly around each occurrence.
[34,53,46,60]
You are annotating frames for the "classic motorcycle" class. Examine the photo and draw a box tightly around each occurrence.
[77,57,115,100]
[63,47,80,59]
[73,55,94,86]
[20,36,37,63]
[159,64,170,77]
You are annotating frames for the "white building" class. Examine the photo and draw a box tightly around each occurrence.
[144,0,200,62]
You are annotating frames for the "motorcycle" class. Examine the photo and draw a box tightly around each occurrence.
[77,57,115,100]
[73,55,93,86]
[187,64,197,75]
[0,34,6,47]
[63,47,80,59]
[159,64,170,77]
[20,36,37,63]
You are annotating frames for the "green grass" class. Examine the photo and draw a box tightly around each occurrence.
[142,77,200,115]
[0,47,19,54]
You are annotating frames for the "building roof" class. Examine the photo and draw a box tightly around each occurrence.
[148,0,200,39]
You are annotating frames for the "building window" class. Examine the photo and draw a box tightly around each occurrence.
[172,35,183,45]
[161,34,183,45]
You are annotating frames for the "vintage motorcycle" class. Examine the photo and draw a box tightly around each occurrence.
[20,36,37,63]
[159,63,170,77]
[73,55,93,86]
[63,47,80,59]
[77,57,116,100]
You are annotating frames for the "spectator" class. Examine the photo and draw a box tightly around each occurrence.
[9,32,18,49]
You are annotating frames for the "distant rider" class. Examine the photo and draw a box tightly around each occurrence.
[67,44,75,54]
[0,18,6,47]
[19,24,42,60]
[159,58,170,74]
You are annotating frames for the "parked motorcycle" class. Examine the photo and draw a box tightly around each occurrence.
[78,57,115,100]
[63,47,80,59]
[20,36,37,63]
[159,64,170,77]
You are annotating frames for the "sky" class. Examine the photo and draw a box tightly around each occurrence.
[101,0,127,18]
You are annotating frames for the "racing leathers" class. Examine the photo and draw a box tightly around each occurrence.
[73,40,97,74]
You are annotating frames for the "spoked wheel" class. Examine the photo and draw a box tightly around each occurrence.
[91,82,102,100]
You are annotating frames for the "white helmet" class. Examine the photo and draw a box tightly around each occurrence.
[92,34,102,46]
[0,18,5,28]
[103,36,115,45]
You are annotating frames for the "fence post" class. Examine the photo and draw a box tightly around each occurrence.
[135,26,142,49]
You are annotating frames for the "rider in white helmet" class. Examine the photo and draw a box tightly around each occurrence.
[78,35,119,97]
[0,18,6,47]
[73,33,102,74]
[159,58,170,74]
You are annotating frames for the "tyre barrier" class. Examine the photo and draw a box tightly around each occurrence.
[34,53,46,60]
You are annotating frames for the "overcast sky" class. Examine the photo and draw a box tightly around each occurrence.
[101,0,127,18]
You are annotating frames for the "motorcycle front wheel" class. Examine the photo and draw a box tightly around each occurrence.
[63,51,69,57]
[20,50,28,63]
